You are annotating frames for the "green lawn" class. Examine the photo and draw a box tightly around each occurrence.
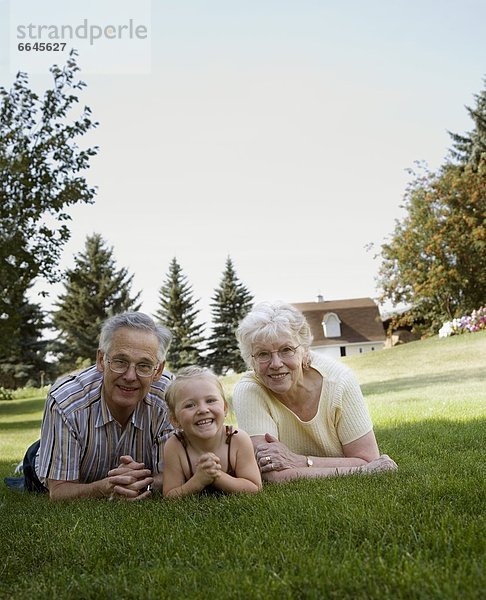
[1,332,485,599]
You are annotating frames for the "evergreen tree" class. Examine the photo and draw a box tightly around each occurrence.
[206,257,253,375]
[155,258,205,370]
[0,285,53,389]
[51,233,141,371]
[449,78,486,169]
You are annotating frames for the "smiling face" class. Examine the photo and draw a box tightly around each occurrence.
[252,335,304,395]
[96,327,164,426]
[171,376,227,441]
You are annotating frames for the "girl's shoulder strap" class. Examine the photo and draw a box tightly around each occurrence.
[174,429,188,448]
[173,430,193,478]
[224,425,238,476]
[225,424,238,443]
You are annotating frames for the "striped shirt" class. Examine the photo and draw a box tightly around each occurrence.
[232,352,373,457]
[36,366,173,484]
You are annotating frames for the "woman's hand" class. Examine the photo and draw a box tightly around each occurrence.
[254,433,305,472]
[362,454,398,474]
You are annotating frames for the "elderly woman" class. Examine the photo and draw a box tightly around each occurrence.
[232,301,397,482]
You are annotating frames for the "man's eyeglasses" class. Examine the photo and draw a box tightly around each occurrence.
[106,357,159,378]
[251,345,301,364]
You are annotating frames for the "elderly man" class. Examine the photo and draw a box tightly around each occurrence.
[26,312,173,501]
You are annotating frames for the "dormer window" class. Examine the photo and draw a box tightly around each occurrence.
[322,312,341,338]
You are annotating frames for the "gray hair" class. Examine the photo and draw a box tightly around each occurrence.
[98,312,172,361]
[165,365,226,416]
[236,301,313,368]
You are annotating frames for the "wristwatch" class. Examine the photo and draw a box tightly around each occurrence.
[306,456,313,467]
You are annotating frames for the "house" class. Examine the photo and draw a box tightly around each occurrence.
[292,297,386,359]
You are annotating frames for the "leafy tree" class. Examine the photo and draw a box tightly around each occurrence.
[449,79,486,169]
[155,258,205,370]
[0,287,53,389]
[51,234,141,371]
[0,50,98,360]
[206,257,253,375]
[378,160,486,334]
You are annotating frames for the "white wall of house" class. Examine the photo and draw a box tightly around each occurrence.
[312,345,342,360]
[312,341,385,359]
[344,341,385,356]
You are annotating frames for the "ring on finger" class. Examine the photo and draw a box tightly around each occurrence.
[264,456,272,464]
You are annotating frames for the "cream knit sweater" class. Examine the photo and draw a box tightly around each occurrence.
[232,352,373,457]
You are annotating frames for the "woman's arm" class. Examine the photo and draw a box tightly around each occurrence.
[253,433,364,483]
[342,430,379,462]
[254,433,369,471]
[253,433,394,483]
[213,431,262,494]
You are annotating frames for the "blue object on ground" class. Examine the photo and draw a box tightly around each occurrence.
[4,476,26,492]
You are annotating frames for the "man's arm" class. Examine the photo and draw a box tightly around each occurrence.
[48,478,111,501]
[48,456,154,501]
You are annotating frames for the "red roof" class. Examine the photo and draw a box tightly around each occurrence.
[292,297,385,346]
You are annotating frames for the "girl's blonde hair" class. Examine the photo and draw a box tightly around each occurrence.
[165,365,226,416]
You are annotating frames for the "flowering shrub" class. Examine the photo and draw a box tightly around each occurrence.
[438,307,486,337]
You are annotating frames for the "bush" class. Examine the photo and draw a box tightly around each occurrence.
[439,306,486,337]
[0,387,13,400]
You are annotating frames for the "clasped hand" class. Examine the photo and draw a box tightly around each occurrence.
[194,452,222,486]
[106,455,153,500]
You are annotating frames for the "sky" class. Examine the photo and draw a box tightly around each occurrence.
[1,0,485,330]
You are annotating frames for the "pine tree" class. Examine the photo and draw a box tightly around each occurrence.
[51,233,141,371]
[449,78,486,169]
[155,258,205,370]
[206,257,253,375]
[0,286,53,389]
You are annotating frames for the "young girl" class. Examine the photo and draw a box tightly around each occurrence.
[162,366,262,497]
